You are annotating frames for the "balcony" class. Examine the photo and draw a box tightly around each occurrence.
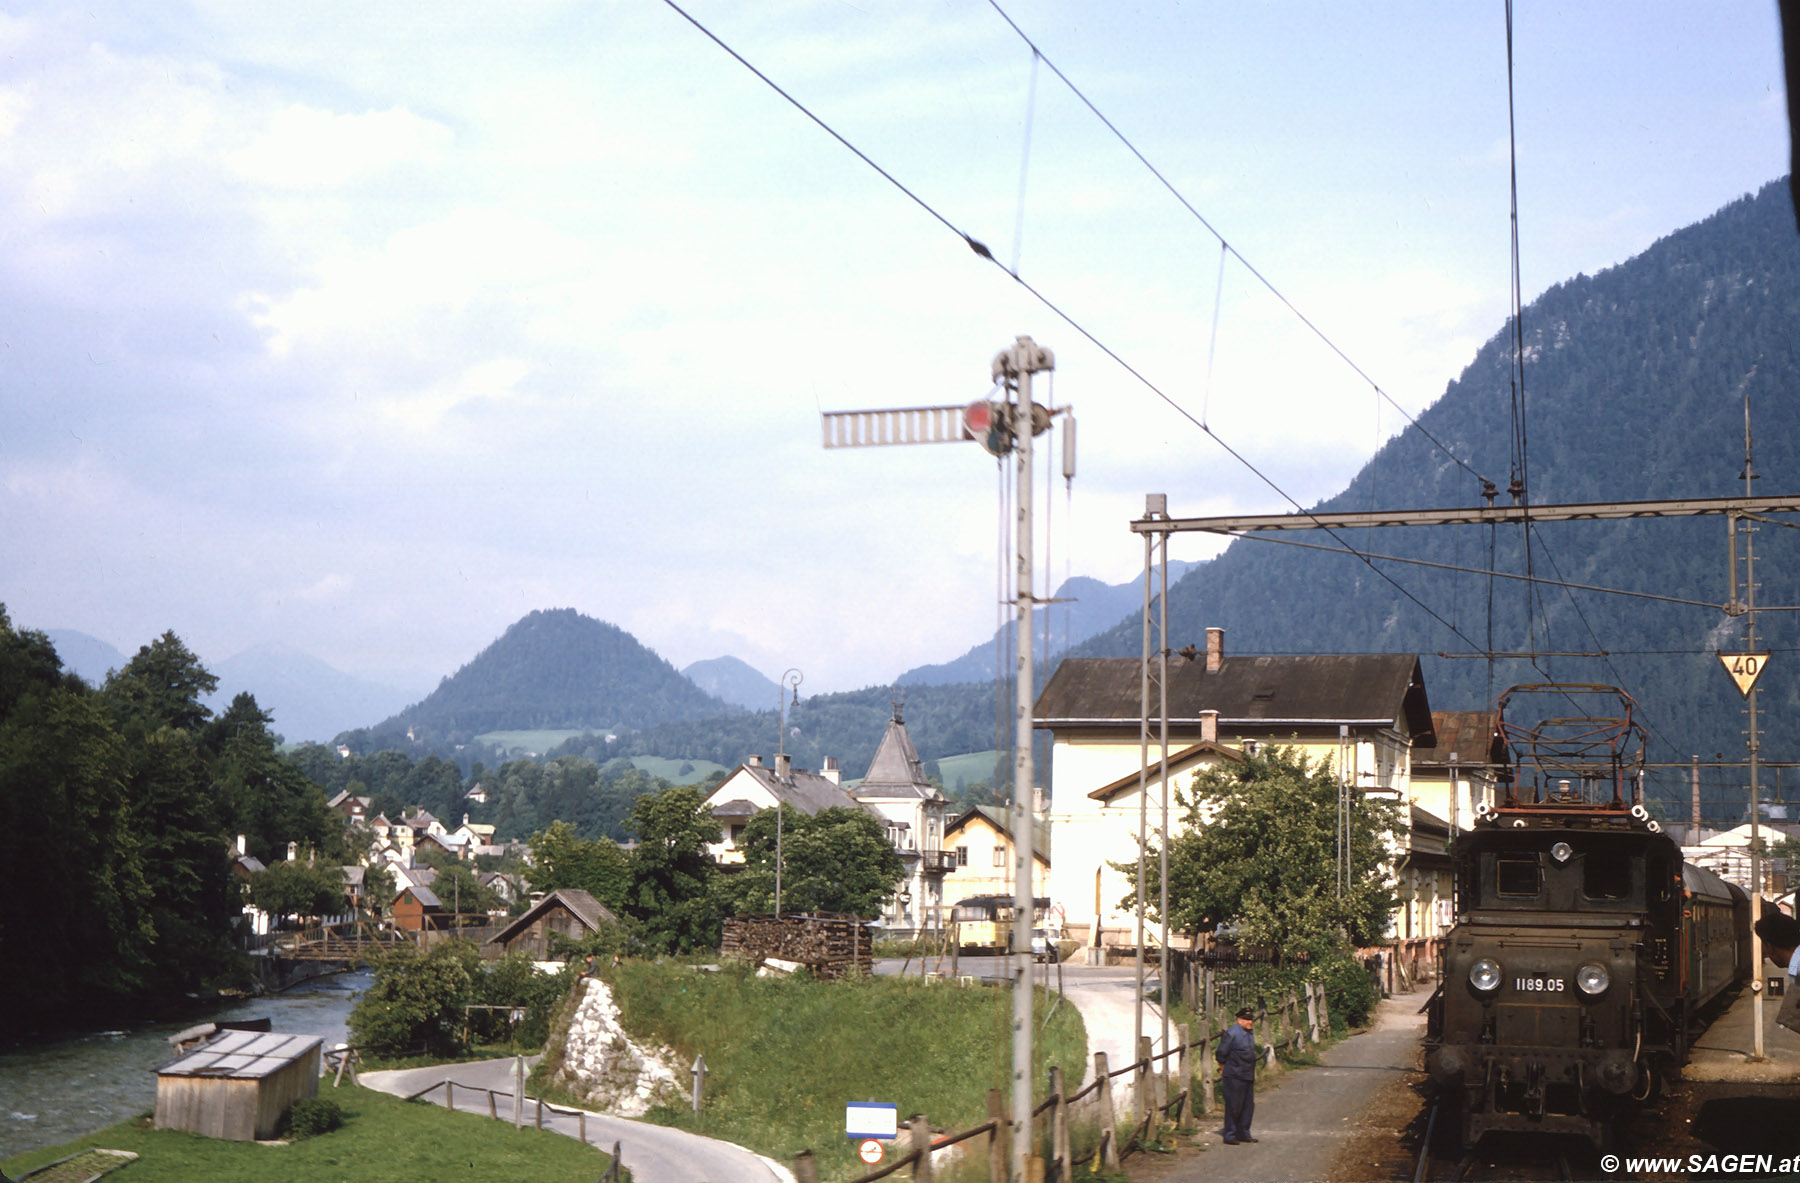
[919,850,958,874]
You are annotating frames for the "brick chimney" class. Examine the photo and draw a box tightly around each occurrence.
[823,756,840,785]
[1206,627,1224,673]
[748,754,763,768]
[1201,709,1218,744]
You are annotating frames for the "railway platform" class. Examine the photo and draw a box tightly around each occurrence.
[1686,973,1800,1082]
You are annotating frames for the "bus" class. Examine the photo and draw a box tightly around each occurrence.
[950,895,1054,959]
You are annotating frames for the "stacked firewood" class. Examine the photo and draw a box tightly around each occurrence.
[720,913,873,979]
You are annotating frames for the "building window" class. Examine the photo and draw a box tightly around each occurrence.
[993,848,1007,868]
[956,845,968,867]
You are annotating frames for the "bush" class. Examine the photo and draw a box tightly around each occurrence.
[1314,947,1380,1029]
[349,940,483,1057]
[282,1096,345,1139]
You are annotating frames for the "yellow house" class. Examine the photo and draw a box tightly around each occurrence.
[940,804,1051,910]
[1033,628,1436,951]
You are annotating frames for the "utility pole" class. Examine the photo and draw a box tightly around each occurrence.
[993,335,1055,1183]
[1739,396,1766,1060]
[823,335,1066,1183]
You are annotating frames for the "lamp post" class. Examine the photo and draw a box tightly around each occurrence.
[777,669,802,918]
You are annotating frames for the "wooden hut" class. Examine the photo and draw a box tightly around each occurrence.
[486,888,617,958]
[392,883,445,932]
[154,1029,323,1141]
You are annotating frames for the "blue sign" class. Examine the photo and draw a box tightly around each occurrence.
[846,1101,899,1140]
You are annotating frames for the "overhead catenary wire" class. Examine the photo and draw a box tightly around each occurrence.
[660,0,1492,657]
[983,0,1490,490]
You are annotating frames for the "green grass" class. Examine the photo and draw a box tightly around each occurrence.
[472,729,595,754]
[935,751,1001,795]
[558,961,1085,1182]
[624,755,729,785]
[0,1085,618,1183]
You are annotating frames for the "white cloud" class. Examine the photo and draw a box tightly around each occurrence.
[230,104,452,190]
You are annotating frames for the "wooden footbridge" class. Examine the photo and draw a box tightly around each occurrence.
[270,919,419,963]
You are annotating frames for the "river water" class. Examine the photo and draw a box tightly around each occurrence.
[0,970,371,1161]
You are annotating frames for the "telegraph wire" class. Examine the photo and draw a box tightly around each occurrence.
[1225,530,1730,612]
[660,0,1488,655]
[982,0,1490,489]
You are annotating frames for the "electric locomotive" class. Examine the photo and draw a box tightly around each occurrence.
[1424,685,1752,1149]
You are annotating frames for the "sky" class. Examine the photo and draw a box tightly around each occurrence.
[0,1,1791,697]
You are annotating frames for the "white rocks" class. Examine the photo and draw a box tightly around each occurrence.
[547,978,685,1117]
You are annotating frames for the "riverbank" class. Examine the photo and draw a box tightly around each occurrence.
[0,1081,616,1183]
[0,970,369,1159]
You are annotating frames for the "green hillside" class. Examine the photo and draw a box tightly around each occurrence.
[348,608,726,748]
[1077,178,1800,823]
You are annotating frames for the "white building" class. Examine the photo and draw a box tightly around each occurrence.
[1033,628,1437,952]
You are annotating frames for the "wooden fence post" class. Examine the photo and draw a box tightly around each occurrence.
[793,1149,820,1183]
[910,1114,933,1182]
[536,1095,544,1130]
[1176,1023,1193,1127]
[1200,1018,1215,1116]
[1048,1065,1070,1177]
[1319,981,1331,1035]
[488,1088,497,1120]
[988,1088,1009,1183]
[1136,1034,1154,1135]
[578,1109,586,1144]
[1259,1003,1278,1071]
[445,1080,454,1112]
[1307,981,1321,1044]
[1094,1052,1120,1170]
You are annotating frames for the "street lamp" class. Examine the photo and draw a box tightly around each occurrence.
[777,669,802,918]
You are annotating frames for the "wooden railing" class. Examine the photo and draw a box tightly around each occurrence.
[796,980,1331,1183]
[400,1074,625,1182]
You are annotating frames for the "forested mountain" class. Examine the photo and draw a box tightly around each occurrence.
[552,680,1007,786]
[1075,179,1800,821]
[355,608,726,747]
[895,563,1197,686]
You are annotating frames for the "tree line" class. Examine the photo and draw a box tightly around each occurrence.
[0,607,349,1033]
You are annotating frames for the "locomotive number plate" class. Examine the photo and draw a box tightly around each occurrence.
[1514,975,1565,993]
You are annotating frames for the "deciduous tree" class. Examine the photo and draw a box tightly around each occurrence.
[1122,745,1401,957]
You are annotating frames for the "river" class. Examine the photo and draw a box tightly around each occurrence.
[0,969,371,1160]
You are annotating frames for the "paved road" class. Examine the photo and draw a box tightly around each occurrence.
[875,954,1170,1099]
[360,1057,792,1183]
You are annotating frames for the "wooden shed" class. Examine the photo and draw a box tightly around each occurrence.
[154,1029,323,1141]
[485,888,617,958]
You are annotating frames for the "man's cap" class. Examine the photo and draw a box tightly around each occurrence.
[1756,912,1800,947]
[1235,1006,1256,1020]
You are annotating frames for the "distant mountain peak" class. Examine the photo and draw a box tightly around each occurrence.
[363,607,728,744]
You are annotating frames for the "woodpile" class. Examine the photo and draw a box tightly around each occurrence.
[720,913,872,979]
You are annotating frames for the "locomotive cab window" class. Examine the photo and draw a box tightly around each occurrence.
[1582,850,1632,900]
[1496,855,1541,896]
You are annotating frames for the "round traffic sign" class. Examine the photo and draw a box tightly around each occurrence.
[858,1139,883,1165]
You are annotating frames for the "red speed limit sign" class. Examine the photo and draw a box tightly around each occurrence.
[858,1139,883,1165]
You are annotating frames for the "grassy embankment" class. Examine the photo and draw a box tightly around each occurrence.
[541,960,1087,1182]
[0,1084,618,1183]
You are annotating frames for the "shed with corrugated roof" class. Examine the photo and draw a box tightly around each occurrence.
[153,1029,323,1141]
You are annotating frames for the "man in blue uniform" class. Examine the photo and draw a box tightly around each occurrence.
[1215,1005,1260,1144]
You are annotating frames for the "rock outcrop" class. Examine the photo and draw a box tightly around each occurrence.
[544,977,685,1117]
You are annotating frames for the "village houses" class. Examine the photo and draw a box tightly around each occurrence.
[1032,627,1469,959]
[702,704,953,935]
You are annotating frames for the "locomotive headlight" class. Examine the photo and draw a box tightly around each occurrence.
[1577,963,1611,995]
[1551,841,1573,863]
[1470,958,1502,992]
